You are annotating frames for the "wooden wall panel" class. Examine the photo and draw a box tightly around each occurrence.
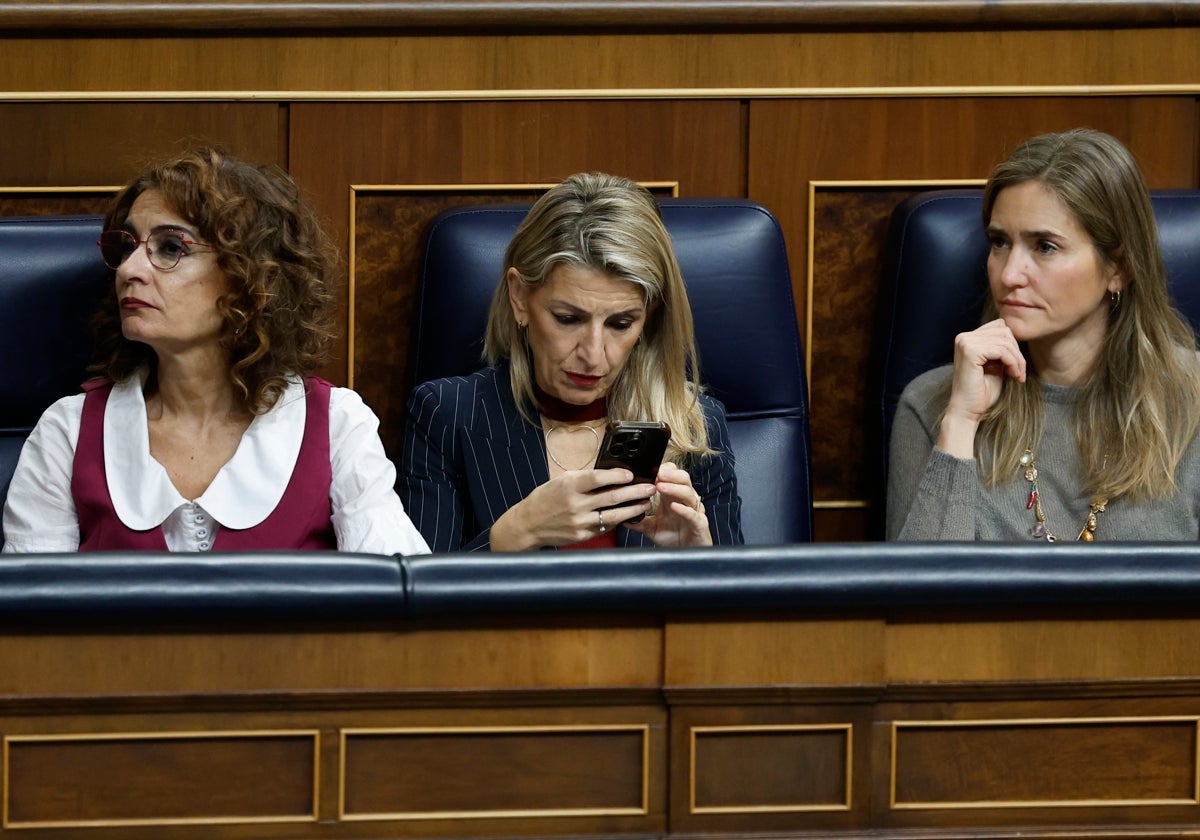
[749,96,1198,538]
[4,732,317,828]
[341,727,649,819]
[669,704,876,836]
[4,30,1200,94]
[0,103,284,187]
[690,725,851,812]
[891,718,1197,807]
[0,623,662,697]
[289,99,745,397]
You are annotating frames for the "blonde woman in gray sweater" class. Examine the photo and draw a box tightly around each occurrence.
[888,129,1200,541]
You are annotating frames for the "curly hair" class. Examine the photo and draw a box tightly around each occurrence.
[91,146,337,414]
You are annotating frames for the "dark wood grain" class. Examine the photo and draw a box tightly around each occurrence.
[1,1,1199,32]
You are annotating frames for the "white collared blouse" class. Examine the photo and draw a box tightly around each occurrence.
[2,373,429,556]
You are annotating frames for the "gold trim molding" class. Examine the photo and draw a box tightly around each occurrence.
[2,729,320,829]
[890,716,1200,810]
[5,84,1200,103]
[688,723,853,814]
[337,724,651,822]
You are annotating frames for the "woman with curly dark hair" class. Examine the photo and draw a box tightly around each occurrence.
[2,147,429,554]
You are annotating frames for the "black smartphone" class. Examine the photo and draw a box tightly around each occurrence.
[593,421,671,523]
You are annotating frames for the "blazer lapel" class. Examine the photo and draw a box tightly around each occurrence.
[460,369,549,531]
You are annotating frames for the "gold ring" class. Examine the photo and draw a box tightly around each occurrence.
[598,510,607,532]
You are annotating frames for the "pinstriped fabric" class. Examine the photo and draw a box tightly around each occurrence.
[399,364,744,552]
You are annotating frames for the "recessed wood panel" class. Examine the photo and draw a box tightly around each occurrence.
[340,726,648,819]
[892,718,1198,808]
[810,185,939,507]
[691,725,851,813]
[3,731,317,828]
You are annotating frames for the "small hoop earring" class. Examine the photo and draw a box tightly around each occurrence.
[1110,290,1122,309]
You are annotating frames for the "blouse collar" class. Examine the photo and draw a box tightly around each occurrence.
[104,370,307,530]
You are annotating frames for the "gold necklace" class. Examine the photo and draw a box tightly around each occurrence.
[544,423,602,471]
[1020,449,1108,541]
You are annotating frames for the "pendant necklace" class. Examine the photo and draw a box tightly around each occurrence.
[544,423,602,471]
[535,381,607,472]
[1020,448,1107,542]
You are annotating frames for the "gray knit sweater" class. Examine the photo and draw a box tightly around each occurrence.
[887,365,1200,541]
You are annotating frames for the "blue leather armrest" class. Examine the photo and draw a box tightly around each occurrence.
[0,552,406,621]
[402,543,1200,616]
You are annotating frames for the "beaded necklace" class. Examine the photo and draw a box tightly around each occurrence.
[1020,448,1108,541]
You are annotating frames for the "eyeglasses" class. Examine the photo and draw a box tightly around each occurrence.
[97,229,217,272]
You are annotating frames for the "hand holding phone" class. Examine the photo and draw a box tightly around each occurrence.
[593,421,671,523]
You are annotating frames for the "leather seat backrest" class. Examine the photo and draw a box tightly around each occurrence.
[0,215,107,547]
[874,189,1200,527]
[415,198,813,544]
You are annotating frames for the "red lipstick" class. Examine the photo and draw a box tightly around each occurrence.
[566,372,602,387]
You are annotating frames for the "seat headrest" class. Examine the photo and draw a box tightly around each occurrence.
[0,215,107,428]
[872,188,1200,531]
[415,198,807,417]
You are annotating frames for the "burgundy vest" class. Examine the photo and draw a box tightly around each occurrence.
[72,378,337,551]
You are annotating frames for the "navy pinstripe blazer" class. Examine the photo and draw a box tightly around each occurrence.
[399,364,743,552]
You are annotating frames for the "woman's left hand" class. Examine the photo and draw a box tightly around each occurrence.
[625,462,712,547]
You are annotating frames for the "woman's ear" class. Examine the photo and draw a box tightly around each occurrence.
[506,268,529,326]
[1105,247,1127,296]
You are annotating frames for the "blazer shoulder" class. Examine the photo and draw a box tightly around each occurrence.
[408,367,523,436]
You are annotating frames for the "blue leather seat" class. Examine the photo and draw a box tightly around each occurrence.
[414,198,813,544]
[0,215,107,548]
[874,189,1200,529]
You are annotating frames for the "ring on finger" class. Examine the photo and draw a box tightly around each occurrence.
[598,509,607,533]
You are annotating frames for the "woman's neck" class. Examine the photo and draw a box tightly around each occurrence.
[1027,321,1107,387]
[534,382,607,423]
[149,351,244,423]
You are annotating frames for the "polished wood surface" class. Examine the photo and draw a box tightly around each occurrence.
[2,1,1199,31]
[4,30,1200,94]
[3,608,1199,838]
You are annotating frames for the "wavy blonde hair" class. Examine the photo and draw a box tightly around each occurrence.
[92,146,337,414]
[974,129,1200,501]
[483,172,712,460]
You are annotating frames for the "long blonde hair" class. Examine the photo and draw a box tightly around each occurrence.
[976,129,1200,501]
[483,172,712,460]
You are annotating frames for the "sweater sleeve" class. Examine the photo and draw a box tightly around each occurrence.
[886,369,982,541]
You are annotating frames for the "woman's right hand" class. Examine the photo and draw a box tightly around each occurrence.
[488,468,656,551]
[938,318,1026,458]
